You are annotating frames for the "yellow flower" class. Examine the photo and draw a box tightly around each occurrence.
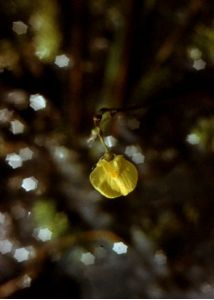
[90,154,138,198]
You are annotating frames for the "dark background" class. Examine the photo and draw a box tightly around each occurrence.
[0,0,214,298]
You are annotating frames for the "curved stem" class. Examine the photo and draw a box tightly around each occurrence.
[98,131,109,153]
[93,105,145,156]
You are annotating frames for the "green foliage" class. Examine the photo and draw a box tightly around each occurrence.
[32,199,69,238]
[191,117,214,151]
[31,0,61,62]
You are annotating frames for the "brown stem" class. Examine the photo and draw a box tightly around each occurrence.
[154,0,203,67]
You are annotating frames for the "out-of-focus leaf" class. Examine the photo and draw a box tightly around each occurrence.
[32,199,69,238]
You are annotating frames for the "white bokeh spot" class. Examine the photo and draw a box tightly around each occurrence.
[132,152,145,164]
[0,212,6,224]
[189,48,202,60]
[193,59,206,71]
[125,145,145,164]
[154,250,167,265]
[186,133,200,145]
[6,153,23,169]
[52,146,70,161]
[19,147,33,161]
[14,247,30,262]
[29,94,46,111]
[104,135,117,148]
[21,177,38,192]
[10,120,25,134]
[54,54,70,68]
[124,145,139,158]
[80,252,95,266]
[36,228,52,242]
[12,21,28,35]
[0,239,13,254]
[21,274,32,288]
[112,241,128,255]
[0,108,13,123]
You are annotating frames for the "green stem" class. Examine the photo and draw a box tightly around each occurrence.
[98,131,109,153]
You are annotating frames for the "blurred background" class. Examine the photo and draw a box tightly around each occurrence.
[0,0,214,298]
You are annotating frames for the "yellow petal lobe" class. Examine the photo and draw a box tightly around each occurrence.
[90,154,138,198]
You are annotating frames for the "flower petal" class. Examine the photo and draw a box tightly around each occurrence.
[90,155,138,198]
